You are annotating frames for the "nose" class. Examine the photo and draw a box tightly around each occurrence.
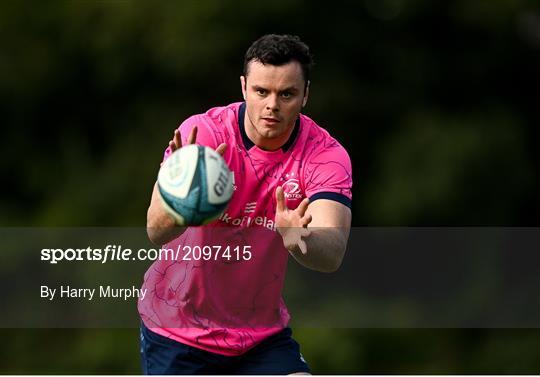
[265,94,279,112]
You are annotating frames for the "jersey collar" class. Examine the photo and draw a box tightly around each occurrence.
[238,102,300,152]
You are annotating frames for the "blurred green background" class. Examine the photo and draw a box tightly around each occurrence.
[1,0,540,374]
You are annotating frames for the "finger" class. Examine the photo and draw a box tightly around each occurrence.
[169,140,177,152]
[216,143,227,156]
[296,198,310,216]
[275,186,286,213]
[298,240,308,255]
[187,126,198,145]
[173,129,182,149]
[300,227,311,238]
[301,214,312,227]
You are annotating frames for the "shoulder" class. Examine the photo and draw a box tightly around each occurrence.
[182,102,240,129]
[299,114,351,164]
[178,102,242,145]
[298,114,353,202]
[204,102,243,123]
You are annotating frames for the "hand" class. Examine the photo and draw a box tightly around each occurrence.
[148,126,228,244]
[162,126,227,166]
[275,186,313,254]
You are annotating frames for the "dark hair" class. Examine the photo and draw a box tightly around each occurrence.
[243,34,314,85]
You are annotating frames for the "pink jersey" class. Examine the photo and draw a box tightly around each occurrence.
[138,102,352,356]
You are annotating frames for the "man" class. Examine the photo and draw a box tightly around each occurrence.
[139,34,352,374]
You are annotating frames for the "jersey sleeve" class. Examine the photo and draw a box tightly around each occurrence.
[303,144,353,208]
[162,115,220,162]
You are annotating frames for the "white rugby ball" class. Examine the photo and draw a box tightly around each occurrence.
[157,144,233,225]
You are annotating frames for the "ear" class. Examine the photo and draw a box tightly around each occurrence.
[302,80,310,108]
[240,76,247,101]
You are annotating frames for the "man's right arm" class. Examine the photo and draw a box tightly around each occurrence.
[145,124,227,246]
[146,127,193,246]
[146,182,186,246]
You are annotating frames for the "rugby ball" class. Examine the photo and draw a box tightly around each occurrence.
[157,145,233,225]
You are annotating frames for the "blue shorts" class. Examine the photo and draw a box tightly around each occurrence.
[140,323,311,375]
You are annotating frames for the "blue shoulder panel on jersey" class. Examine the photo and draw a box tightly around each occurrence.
[309,192,352,208]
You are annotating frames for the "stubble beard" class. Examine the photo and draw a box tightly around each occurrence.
[246,109,282,140]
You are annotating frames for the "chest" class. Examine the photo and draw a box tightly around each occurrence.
[219,149,306,228]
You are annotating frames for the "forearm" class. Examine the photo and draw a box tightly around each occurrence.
[288,227,348,273]
[147,182,187,245]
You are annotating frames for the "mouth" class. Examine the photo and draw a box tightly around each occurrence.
[261,117,280,124]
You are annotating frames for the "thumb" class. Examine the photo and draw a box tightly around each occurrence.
[275,186,286,213]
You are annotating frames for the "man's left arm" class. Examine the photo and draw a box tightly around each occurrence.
[276,187,352,273]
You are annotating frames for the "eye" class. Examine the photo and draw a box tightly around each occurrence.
[281,91,293,99]
[256,89,266,96]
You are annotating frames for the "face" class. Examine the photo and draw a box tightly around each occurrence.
[241,60,309,150]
